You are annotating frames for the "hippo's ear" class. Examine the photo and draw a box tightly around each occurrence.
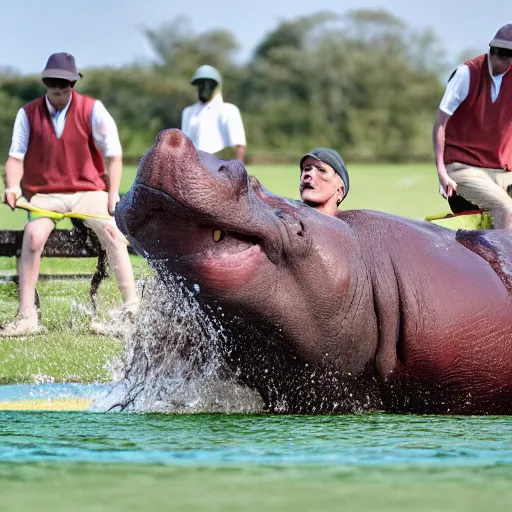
[249,176,264,195]
[249,175,280,201]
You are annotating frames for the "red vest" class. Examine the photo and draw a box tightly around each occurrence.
[444,54,512,170]
[23,90,106,196]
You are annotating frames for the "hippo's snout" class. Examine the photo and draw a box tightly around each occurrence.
[132,129,250,222]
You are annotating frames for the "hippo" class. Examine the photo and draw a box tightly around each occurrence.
[115,129,512,415]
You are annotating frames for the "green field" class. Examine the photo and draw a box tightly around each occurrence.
[0,163,448,384]
[1,463,510,512]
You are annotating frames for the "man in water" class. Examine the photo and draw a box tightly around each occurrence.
[299,147,349,217]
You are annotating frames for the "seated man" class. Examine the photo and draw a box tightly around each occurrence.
[299,147,349,217]
[433,24,512,228]
[1,52,138,337]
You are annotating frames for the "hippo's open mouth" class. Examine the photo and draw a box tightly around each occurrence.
[119,183,268,288]
[194,229,265,279]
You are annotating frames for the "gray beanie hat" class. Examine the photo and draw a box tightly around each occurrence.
[300,147,350,199]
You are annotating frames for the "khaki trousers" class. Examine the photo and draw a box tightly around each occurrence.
[446,162,512,229]
[24,191,136,302]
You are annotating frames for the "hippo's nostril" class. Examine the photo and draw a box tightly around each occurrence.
[213,230,225,242]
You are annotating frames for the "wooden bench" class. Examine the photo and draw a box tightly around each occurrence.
[0,220,136,316]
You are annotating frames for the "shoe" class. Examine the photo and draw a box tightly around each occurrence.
[90,300,139,336]
[0,314,45,337]
[118,300,139,322]
[89,319,114,336]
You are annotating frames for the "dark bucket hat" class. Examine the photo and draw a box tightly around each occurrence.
[489,24,512,50]
[300,147,350,199]
[41,52,83,81]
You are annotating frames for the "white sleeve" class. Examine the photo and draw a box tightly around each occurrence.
[181,107,191,137]
[223,104,246,146]
[91,100,122,157]
[8,108,30,161]
[439,65,470,116]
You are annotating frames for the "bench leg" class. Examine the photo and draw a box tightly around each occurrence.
[34,288,41,321]
[90,249,108,317]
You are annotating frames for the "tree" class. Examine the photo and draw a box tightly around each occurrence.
[253,11,338,60]
[0,90,23,161]
[0,9,450,163]
[142,15,239,77]
[239,9,445,160]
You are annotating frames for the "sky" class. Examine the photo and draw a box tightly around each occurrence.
[0,0,507,74]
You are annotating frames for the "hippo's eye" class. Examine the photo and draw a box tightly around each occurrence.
[213,230,225,242]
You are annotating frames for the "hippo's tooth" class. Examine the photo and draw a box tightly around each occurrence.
[213,230,225,242]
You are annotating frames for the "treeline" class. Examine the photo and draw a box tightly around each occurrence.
[0,9,458,163]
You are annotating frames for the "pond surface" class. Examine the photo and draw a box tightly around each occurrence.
[1,384,512,512]
[0,384,511,468]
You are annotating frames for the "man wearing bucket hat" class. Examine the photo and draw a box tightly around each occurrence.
[181,64,247,162]
[1,52,138,337]
[299,147,349,217]
[432,24,512,229]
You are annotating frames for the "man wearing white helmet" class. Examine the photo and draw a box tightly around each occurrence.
[181,65,247,162]
[433,24,512,229]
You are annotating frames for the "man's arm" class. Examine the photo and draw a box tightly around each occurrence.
[104,156,123,215]
[3,108,29,210]
[432,64,470,199]
[234,145,246,163]
[3,157,24,210]
[91,101,123,215]
[224,104,247,163]
[433,109,457,199]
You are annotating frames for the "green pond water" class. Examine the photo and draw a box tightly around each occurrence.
[0,384,511,511]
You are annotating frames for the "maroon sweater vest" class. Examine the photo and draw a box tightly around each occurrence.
[23,90,106,196]
[444,54,512,170]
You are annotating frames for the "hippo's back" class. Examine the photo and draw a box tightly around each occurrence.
[455,229,512,293]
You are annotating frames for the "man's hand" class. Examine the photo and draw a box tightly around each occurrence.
[234,145,246,163]
[3,187,22,211]
[438,175,458,199]
[108,191,120,216]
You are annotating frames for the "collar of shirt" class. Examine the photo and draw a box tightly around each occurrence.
[45,94,72,119]
[197,93,224,111]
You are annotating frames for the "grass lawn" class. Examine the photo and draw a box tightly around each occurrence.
[0,463,511,512]
[0,162,449,384]
[0,258,149,384]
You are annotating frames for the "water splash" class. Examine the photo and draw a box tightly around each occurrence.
[90,268,264,413]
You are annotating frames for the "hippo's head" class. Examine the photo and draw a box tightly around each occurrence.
[116,130,315,293]
[116,130,378,381]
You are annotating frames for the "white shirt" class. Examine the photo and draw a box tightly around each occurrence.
[439,52,509,115]
[181,94,246,154]
[9,94,123,160]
